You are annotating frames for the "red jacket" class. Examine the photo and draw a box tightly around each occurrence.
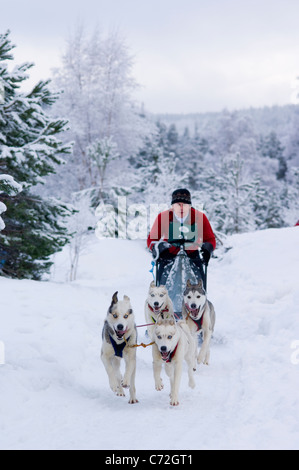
[147,208,216,255]
[295,220,299,227]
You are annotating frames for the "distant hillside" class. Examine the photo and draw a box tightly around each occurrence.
[155,104,299,139]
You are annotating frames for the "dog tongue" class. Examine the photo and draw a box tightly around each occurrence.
[161,351,169,360]
[116,328,127,338]
[186,303,199,314]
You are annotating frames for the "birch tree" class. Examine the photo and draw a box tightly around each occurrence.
[51,25,147,199]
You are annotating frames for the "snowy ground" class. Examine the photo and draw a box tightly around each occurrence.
[1,227,299,450]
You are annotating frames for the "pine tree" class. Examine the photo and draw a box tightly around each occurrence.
[251,183,285,229]
[0,31,73,279]
[258,131,288,181]
[131,122,188,207]
[281,167,299,225]
[199,153,264,234]
[179,124,212,190]
[132,127,164,194]
[167,124,179,157]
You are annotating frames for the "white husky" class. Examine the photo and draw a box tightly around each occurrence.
[182,279,216,366]
[101,291,138,404]
[145,281,174,339]
[152,314,196,406]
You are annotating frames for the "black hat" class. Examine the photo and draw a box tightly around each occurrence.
[171,188,192,205]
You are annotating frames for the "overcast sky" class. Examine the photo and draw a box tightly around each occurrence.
[1,0,299,114]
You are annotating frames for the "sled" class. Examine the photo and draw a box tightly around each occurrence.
[154,238,207,317]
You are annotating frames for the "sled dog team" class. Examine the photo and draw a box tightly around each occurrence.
[101,280,216,406]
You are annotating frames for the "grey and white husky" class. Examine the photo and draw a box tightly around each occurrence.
[182,279,216,366]
[145,281,174,339]
[101,291,138,404]
[152,314,196,406]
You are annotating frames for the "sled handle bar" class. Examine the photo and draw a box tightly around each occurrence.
[168,239,201,247]
[164,239,206,268]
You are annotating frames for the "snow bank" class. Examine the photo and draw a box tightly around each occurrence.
[0,227,299,450]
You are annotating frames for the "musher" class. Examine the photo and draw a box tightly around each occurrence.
[147,188,216,286]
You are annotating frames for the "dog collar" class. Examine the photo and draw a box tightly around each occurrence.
[109,335,130,358]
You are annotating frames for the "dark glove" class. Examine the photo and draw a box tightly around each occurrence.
[200,242,214,266]
[152,241,171,260]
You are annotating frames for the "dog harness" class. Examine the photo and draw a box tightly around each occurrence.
[109,335,130,358]
[190,315,204,332]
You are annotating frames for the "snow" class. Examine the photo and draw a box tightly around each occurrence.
[0,227,299,450]
[0,174,22,230]
[0,174,21,189]
[0,201,6,230]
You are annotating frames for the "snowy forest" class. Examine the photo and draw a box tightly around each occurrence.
[1,28,299,280]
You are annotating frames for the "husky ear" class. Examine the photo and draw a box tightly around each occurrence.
[109,291,118,312]
[197,279,203,288]
[150,281,156,288]
[123,295,130,302]
[187,279,192,288]
[112,291,118,304]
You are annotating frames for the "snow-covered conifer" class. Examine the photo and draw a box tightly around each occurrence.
[0,31,72,279]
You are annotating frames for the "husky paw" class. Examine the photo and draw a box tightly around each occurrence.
[189,378,196,389]
[170,400,179,406]
[155,380,164,391]
[112,385,125,396]
[122,381,130,389]
[198,348,211,365]
[197,352,206,364]
[129,398,139,404]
